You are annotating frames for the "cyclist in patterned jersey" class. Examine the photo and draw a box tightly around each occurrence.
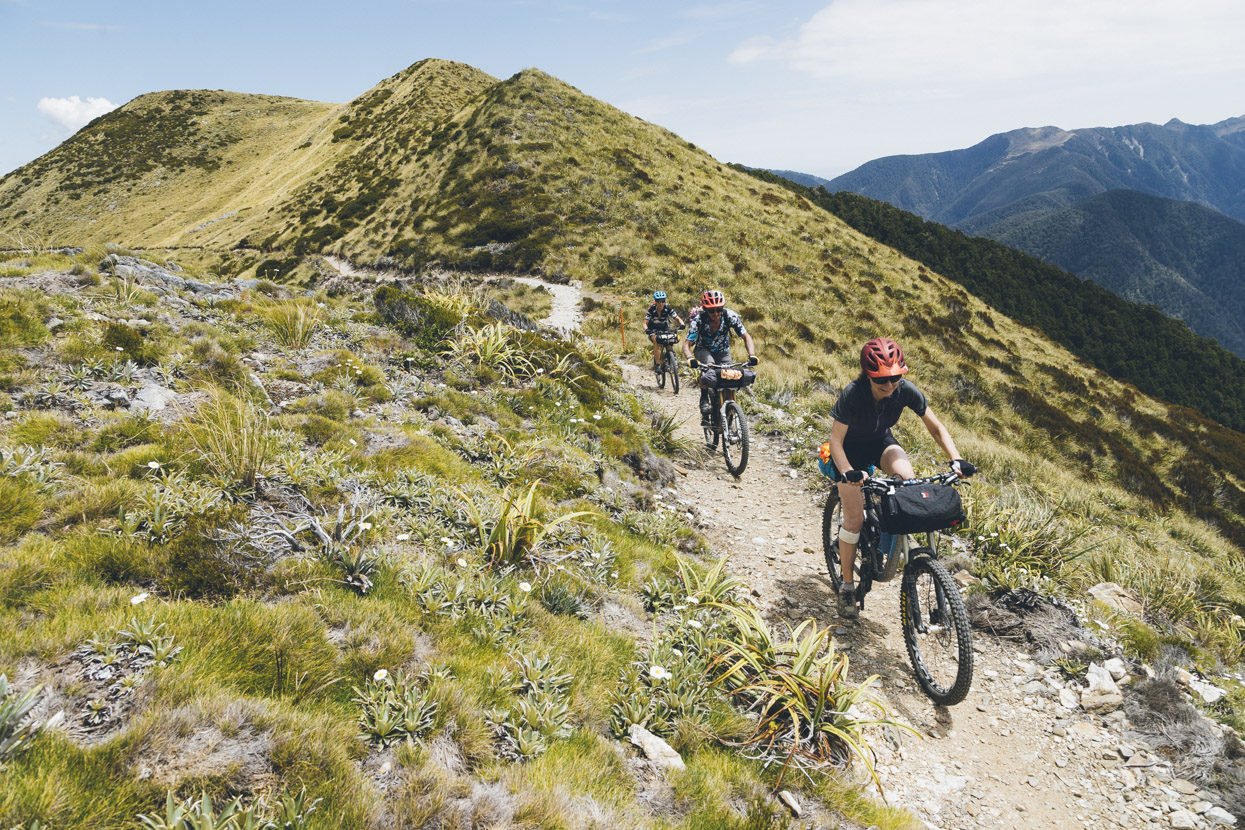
[644,291,684,374]
[821,337,976,620]
[682,289,757,425]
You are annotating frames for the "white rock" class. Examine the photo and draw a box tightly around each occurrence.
[1086,663,1120,694]
[1205,806,1238,826]
[1060,687,1082,710]
[627,725,685,771]
[1170,809,1199,829]
[1190,678,1227,704]
[1103,657,1128,681]
[777,790,801,817]
[1087,582,1144,615]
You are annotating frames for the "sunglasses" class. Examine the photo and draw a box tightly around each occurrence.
[870,375,904,385]
[705,309,723,315]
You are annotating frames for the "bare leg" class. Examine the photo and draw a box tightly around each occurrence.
[837,480,865,582]
[880,445,915,480]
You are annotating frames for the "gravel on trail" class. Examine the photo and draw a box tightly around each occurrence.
[624,361,1237,830]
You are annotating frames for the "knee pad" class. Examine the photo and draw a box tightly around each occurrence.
[837,528,860,545]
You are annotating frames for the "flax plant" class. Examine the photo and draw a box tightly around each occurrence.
[709,606,903,789]
[459,480,594,569]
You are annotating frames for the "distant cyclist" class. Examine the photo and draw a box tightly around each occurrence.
[682,289,757,425]
[645,291,685,374]
[822,337,976,620]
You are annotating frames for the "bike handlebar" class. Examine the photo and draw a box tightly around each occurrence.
[859,470,966,494]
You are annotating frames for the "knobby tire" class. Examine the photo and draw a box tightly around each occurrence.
[667,350,680,395]
[722,400,749,476]
[900,553,973,706]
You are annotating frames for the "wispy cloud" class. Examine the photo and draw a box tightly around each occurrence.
[37,96,118,132]
[730,0,1245,88]
[43,21,120,31]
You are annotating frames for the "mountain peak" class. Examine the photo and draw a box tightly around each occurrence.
[1002,125,1074,158]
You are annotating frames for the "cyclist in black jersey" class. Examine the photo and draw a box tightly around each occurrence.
[822,338,976,619]
[645,291,684,373]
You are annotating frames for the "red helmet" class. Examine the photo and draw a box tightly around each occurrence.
[861,337,909,378]
[701,290,725,310]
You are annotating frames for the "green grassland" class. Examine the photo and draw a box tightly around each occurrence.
[3,56,1245,826]
[0,262,908,829]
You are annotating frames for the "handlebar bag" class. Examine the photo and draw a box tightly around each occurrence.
[702,367,757,389]
[879,483,965,534]
[655,332,680,345]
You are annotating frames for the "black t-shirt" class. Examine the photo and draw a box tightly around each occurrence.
[830,379,928,444]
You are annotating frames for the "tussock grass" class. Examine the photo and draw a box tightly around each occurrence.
[256,298,326,350]
[179,388,277,493]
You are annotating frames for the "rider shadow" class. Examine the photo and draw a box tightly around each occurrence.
[772,571,960,735]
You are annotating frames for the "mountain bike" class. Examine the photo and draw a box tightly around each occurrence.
[699,361,754,477]
[822,470,974,706]
[652,328,682,394]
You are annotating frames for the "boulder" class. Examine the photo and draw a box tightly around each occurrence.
[627,725,685,771]
[1081,663,1123,713]
[131,383,179,412]
[1087,582,1144,616]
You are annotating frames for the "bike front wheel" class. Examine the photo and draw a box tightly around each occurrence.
[721,400,749,476]
[667,350,680,395]
[900,552,973,706]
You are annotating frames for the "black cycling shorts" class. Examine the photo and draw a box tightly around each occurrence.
[828,436,900,482]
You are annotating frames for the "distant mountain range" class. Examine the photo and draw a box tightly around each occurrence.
[816,115,1245,356]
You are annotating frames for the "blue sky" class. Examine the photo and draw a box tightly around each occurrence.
[2,0,1243,180]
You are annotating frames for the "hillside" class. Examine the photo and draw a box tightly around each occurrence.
[826,116,1245,228]
[4,58,1245,827]
[982,189,1245,357]
[5,59,1245,546]
[741,174,1245,432]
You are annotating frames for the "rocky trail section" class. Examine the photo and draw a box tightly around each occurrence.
[622,362,1240,830]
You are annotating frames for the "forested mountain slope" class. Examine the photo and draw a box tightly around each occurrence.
[983,189,1245,357]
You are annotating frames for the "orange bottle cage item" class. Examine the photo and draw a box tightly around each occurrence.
[819,443,832,462]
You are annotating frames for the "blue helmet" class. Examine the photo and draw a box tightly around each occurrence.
[653,291,666,301]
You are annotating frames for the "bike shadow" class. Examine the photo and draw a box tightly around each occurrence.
[772,571,958,734]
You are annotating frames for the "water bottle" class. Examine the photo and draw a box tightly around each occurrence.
[879,531,898,560]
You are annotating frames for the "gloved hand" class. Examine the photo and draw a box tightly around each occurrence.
[843,469,866,484]
[688,358,699,369]
[952,459,977,477]
[748,355,758,366]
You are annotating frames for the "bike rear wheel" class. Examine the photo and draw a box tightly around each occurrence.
[721,400,749,476]
[704,392,719,449]
[666,350,680,395]
[900,552,973,706]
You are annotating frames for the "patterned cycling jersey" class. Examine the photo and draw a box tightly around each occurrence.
[645,303,679,332]
[687,308,747,353]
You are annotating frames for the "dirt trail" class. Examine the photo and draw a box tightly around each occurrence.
[624,363,1191,830]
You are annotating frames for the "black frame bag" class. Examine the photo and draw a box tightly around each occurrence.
[702,366,757,389]
[879,483,965,534]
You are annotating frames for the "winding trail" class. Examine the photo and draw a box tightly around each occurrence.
[315,256,1207,827]
[510,276,583,335]
[623,362,1192,830]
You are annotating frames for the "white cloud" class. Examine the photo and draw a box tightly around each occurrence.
[37,95,117,132]
[730,0,1245,90]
